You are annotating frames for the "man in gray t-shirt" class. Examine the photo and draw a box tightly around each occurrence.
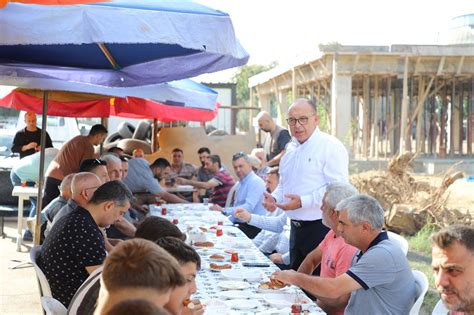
[272,194,416,315]
[123,158,187,204]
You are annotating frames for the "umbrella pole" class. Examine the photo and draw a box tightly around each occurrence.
[34,91,48,245]
[151,119,158,153]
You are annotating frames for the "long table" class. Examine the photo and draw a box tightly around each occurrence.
[150,203,323,314]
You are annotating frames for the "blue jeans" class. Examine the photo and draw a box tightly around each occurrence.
[10,170,37,219]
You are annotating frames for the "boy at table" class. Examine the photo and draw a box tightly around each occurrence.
[155,237,204,315]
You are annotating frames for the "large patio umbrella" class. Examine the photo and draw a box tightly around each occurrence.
[0,80,220,122]
[0,0,248,245]
[0,0,249,87]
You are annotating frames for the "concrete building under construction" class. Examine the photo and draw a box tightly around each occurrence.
[249,14,474,164]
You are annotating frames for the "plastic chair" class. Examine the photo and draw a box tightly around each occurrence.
[41,297,67,315]
[387,230,409,256]
[224,181,239,208]
[432,299,449,315]
[409,270,429,315]
[30,245,53,298]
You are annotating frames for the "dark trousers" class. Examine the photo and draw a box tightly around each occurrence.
[237,223,261,239]
[42,177,62,210]
[289,219,329,272]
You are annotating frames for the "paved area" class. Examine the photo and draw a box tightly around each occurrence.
[0,218,41,315]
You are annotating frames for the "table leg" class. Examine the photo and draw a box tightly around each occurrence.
[16,197,24,252]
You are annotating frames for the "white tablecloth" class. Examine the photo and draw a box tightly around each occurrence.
[149,203,324,314]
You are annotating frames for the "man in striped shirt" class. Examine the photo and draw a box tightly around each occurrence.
[176,155,235,207]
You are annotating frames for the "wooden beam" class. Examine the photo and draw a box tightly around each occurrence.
[456,56,465,76]
[399,56,409,153]
[369,55,376,72]
[416,76,425,154]
[318,59,329,72]
[363,76,370,157]
[414,56,422,75]
[449,77,455,156]
[352,54,360,73]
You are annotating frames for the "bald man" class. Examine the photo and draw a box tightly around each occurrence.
[256,111,291,167]
[52,172,102,226]
[11,111,53,159]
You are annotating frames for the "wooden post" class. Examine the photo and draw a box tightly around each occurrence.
[450,77,455,157]
[468,76,473,156]
[416,76,425,154]
[151,119,158,153]
[385,77,392,157]
[362,76,370,158]
[399,56,409,153]
[459,81,464,156]
[440,81,448,157]
[370,76,380,157]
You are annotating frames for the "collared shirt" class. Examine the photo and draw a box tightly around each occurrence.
[224,171,266,223]
[51,198,79,227]
[272,128,348,220]
[122,158,164,194]
[345,231,416,315]
[252,208,290,265]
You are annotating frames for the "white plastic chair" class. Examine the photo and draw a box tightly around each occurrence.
[387,230,409,256]
[41,297,67,315]
[224,181,239,208]
[30,245,53,298]
[432,299,449,315]
[409,270,429,315]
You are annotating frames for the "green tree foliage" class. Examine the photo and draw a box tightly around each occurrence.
[233,63,277,106]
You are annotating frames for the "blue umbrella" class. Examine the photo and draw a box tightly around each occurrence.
[0,0,249,245]
[0,0,249,86]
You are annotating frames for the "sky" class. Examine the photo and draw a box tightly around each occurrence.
[197,0,474,67]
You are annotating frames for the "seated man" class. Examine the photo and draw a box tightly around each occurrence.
[431,225,474,315]
[155,237,203,315]
[210,152,266,239]
[235,167,290,267]
[41,173,74,239]
[170,148,196,180]
[52,172,102,226]
[294,182,358,313]
[135,216,185,241]
[123,157,187,204]
[195,147,214,199]
[67,216,185,315]
[38,180,133,308]
[95,238,185,315]
[176,155,235,207]
[101,154,122,181]
[273,194,416,315]
[80,158,110,184]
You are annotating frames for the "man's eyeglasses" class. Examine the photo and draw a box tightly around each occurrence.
[232,151,247,160]
[286,114,315,126]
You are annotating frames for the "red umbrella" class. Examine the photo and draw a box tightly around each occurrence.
[0,88,219,122]
[0,0,107,8]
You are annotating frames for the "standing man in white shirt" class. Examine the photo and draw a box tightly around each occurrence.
[263,98,349,271]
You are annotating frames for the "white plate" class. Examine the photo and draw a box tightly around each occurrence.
[225,299,261,310]
[218,280,250,290]
[203,299,230,315]
[263,292,312,308]
[221,269,263,282]
[218,290,253,300]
